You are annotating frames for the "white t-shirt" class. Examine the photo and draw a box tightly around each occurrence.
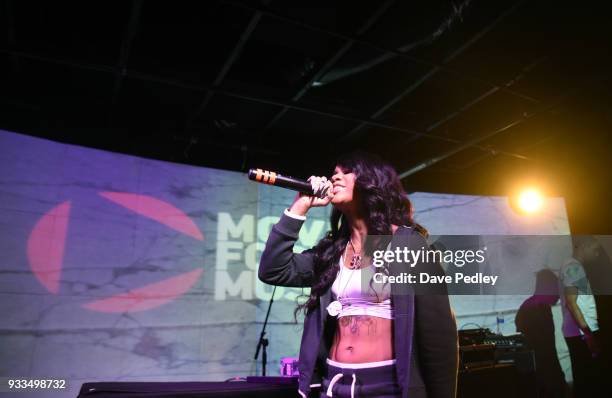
[559,257,598,337]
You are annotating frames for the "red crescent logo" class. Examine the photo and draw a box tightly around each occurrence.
[27,192,204,313]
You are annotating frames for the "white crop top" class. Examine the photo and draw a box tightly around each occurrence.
[328,255,394,319]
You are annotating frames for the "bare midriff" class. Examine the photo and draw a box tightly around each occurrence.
[329,224,398,363]
[329,315,394,363]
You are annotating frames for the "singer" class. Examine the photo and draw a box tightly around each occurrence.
[258,152,458,398]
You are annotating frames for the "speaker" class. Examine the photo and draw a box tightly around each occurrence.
[458,364,536,398]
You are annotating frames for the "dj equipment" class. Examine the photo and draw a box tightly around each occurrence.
[458,328,490,346]
[458,328,535,372]
[482,333,526,350]
[459,343,496,369]
[457,329,537,398]
[483,333,535,373]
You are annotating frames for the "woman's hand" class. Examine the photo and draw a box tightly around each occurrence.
[288,176,333,216]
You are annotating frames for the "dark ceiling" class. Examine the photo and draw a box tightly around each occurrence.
[1,0,611,233]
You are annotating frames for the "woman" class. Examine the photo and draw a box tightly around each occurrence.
[258,152,458,398]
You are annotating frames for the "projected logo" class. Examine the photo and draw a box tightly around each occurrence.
[26,192,204,313]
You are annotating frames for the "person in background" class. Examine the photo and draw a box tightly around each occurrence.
[515,269,568,398]
[559,236,601,397]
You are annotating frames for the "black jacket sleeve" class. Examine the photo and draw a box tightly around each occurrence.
[414,293,459,398]
[258,212,316,288]
[406,229,459,398]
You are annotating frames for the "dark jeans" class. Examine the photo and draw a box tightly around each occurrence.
[565,331,603,398]
[320,359,401,398]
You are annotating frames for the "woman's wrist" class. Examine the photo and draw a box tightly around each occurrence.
[289,198,311,216]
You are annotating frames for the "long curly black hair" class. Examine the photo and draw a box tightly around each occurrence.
[296,151,425,315]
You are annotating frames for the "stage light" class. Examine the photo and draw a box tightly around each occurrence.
[517,188,543,213]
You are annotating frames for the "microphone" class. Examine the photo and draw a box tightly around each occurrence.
[247,168,329,198]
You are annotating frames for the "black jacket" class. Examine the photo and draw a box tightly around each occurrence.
[258,213,458,398]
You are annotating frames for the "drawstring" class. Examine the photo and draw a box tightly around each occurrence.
[326,373,343,396]
[326,372,358,398]
[299,384,322,398]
